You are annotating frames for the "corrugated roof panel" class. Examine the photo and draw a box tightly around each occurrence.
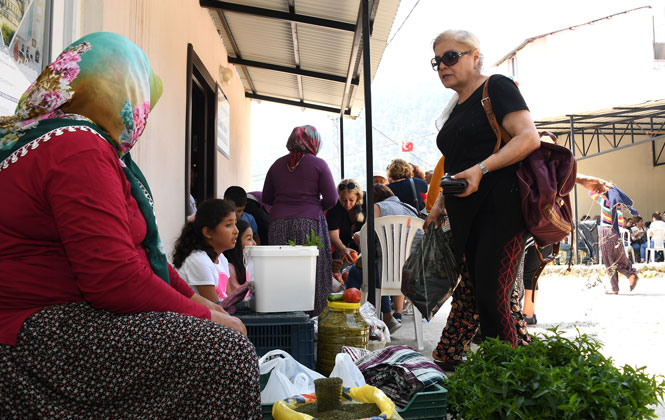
[221,0,289,12]
[298,25,353,76]
[301,77,345,105]
[248,68,299,98]
[294,0,359,24]
[224,13,295,66]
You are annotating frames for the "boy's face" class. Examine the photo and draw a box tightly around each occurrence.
[235,205,245,218]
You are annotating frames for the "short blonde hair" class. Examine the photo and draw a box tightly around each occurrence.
[432,29,483,70]
[386,159,413,180]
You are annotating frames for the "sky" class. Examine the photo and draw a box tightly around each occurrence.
[249,0,665,190]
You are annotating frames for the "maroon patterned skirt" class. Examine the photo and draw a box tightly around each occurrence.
[0,302,262,419]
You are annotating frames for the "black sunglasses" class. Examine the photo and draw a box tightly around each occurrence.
[430,50,472,70]
[338,182,356,191]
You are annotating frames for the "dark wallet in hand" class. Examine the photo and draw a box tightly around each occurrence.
[439,173,468,195]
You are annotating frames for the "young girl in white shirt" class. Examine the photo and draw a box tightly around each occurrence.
[172,199,238,303]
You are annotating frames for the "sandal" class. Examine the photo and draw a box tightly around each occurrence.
[605,290,619,295]
[629,274,639,292]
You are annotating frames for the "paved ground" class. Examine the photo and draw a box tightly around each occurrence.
[389,264,665,418]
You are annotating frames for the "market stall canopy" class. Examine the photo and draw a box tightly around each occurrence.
[201,0,400,116]
[534,98,665,165]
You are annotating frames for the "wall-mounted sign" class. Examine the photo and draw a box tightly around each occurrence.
[216,85,230,158]
[0,0,50,116]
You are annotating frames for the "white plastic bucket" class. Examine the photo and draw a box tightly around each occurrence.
[244,245,318,312]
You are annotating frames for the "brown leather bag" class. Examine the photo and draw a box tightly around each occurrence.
[480,76,577,248]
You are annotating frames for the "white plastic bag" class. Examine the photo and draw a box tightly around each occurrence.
[259,350,324,404]
[329,353,366,387]
[359,301,390,343]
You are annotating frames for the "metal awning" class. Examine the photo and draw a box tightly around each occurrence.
[534,98,665,165]
[201,0,400,117]
[200,0,402,306]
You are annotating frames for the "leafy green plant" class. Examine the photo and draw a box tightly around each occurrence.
[446,328,665,419]
[288,229,324,249]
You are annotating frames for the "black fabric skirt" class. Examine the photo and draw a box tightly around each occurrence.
[0,302,261,419]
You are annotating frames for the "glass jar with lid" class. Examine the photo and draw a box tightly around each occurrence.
[317,301,369,376]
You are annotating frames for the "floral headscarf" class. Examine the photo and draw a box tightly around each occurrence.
[0,32,170,284]
[0,31,163,156]
[286,125,321,172]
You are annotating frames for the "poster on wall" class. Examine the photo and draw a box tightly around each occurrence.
[0,0,49,116]
[216,85,230,158]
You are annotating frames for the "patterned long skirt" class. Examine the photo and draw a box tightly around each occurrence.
[599,225,637,292]
[0,302,261,419]
[269,212,332,316]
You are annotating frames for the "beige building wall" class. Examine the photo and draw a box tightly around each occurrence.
[494,8,664,120]
[574,141,665,218]
[76,0,252,253]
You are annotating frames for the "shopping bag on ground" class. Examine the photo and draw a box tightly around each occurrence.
[259,349,324,403]
[401,222,459,321]
[329,352,366,387]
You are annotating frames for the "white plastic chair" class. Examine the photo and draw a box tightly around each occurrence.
[619,227,635,263]
[359,215,425,350]
[645,227,665,263]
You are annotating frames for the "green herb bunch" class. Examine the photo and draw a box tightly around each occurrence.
[287,229,324,249]
[446,328,665,419]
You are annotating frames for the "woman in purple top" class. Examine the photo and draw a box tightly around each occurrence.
[262,125,338,315]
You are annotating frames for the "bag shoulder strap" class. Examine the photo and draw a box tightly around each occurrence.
[481,77,560,151]
[481,76,513,153]
[407,178,420,210]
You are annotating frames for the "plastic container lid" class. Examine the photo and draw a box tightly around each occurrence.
[244,245,318,257]
[328,301,361,309]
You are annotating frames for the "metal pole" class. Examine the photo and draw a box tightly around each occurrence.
[570,116,579,264]
[340,116,345,179]
[362,0,376,306]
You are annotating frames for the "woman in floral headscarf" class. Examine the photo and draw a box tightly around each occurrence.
[262,125,338,315]
[0,32,261,419]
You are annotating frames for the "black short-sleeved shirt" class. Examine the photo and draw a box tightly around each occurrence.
[388,178,428,211]
[436,75,528,257]
[326,202,364,250]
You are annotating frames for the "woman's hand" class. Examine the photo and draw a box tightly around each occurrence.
[451,164,483,198]
[423,193,446,230]
[341,247,353,263]
[191,293,227,314]
[210,311,248,336]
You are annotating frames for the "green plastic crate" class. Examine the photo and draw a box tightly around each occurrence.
[397,382,447,420]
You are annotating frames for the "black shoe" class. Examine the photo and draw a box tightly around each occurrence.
[471,327,485,344]
[433,357,463,372]
[525,314,537,325]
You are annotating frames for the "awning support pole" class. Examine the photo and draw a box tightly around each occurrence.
[362,0,376,306]
[340,116,345,179]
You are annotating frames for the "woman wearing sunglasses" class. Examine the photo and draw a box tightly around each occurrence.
[326,179,365,269]
[262,125,338,316]
[424,29,540,370]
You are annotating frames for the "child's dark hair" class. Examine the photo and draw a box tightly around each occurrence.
[224,186,248,207]
[172,198,236,268]
[223,219,251,285]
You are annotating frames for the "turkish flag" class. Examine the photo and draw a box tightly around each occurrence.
[401,141,413,152]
